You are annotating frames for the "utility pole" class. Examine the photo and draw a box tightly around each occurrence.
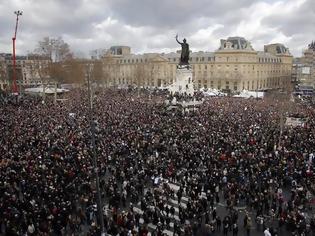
[54,81,57,105]
[42,82,46,103]
[12,10,23,94]
[86,64,106,235]
[278,91,289,147]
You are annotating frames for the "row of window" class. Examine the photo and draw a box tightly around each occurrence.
[197,77,285,90]
[259,57,282,63]
[110,70,289,91]
[168,57,216,62]
[118,58,148,64]
[117,57,284,65]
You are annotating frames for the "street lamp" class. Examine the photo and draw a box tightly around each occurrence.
[86,64,106,235]
[12,10,23,94]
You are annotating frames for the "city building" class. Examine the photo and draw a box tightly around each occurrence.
[292,41,315,88]
[0,54,8,90]
[0,53,51,91]
[101,37,293,92]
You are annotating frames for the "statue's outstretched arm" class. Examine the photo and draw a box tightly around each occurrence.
[175,34,181,45]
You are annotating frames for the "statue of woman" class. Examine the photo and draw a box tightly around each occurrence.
[175,34,190,65]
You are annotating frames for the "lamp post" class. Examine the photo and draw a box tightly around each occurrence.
[86,64,106,235]
[12,10,23,94]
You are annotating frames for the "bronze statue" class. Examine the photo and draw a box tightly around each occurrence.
[308,41,315,51]
[175,34,190,65]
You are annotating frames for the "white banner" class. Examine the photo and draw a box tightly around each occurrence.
[285,117,307,127]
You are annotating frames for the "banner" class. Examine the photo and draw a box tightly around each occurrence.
[285,117,307,127]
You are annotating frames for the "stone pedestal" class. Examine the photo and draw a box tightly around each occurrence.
[168,66,194,95]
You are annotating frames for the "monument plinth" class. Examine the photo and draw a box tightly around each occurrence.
[167,35,195,96]
[168,66,194,95]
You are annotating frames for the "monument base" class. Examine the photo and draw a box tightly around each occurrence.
[167,67,194,96]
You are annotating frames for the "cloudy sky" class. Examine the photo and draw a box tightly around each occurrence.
[1,0,314,57]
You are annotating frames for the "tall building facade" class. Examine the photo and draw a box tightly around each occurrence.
[101,37,293,92]
[0,54,8,90]
[292,42,315,87]
[0,53,51,90]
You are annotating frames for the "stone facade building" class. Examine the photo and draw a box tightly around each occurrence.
[0,55,8,90]
[101,37,293,92]
[0,53,51,90]
[292,42,315,87]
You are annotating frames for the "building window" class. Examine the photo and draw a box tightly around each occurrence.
[233,82,237,91]
[225,81,229,90]
[208,57,211,61]
[205,65,207,69]
[196,57,199,62]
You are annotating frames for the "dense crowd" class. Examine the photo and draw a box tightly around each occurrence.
[0,89,315,236]
[166,91,204,103]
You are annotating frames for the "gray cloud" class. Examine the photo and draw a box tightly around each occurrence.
[262,0,315,36]
[106,0,255,28]
[0,0,313,57]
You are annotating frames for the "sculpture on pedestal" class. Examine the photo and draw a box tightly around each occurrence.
[308,41,315,51]
[175,34,190,66]
[167,34,194,95]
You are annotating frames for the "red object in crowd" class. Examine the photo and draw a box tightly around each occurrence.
[12,11,22,94]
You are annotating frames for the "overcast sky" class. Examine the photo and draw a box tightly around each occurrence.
[1,0,314,57]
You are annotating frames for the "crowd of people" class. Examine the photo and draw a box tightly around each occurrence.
[166,91,204,103]
[0,88,315,236]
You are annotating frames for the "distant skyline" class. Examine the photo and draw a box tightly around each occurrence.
[0,0,314,57]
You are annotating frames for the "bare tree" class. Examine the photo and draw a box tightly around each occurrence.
[62,59,86,84]
[35,37,72,62]
[91,60,104,87]
[102,55,116,87]
[0,61,7,90]
[90,48,107,59]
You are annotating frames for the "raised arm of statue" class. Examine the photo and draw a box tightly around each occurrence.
[175,34,182,45]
